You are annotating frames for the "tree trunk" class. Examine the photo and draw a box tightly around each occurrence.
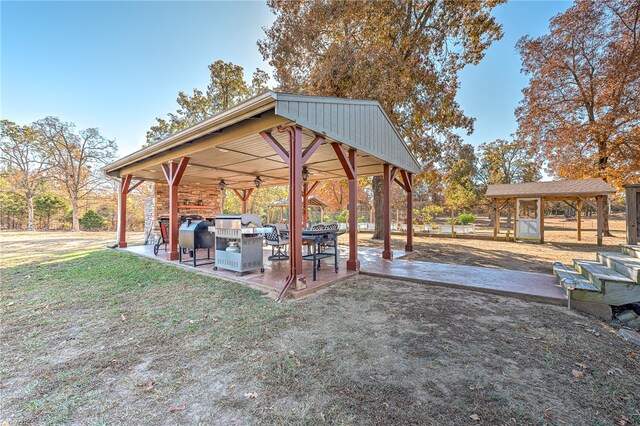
[451,208,455,238]
[506,208,512,228]
[371,176,383,239]
[46,212,51,231]
[27,195,35,231]
[72,197,80,232]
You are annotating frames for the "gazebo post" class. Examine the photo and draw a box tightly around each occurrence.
[161,157,190,261]
[513,199,518,241]
[382,164,395,260]
[331,142,360,270]
[402,171,413,252]
[303,182,309,227]
[117,175,145,248]
[577,199,583,241]
[493,199,499,240]
[540,198,545,243]
[596,195,605,246]
[262,126,307,296]
[232,188,254,214]
[347,148,359,269]
[118,175,132,248]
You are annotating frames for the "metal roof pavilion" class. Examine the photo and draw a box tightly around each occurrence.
[103,91,421,187]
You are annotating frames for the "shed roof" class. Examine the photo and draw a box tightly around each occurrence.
[102,91,420,189]
[269,196,327,208]
[485,178,616,199]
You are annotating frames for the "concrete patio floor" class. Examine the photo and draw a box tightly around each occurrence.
[121,244,358,299]
[359,252,567,306]
[121,243,566,305]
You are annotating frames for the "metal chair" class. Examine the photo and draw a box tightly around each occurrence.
[311,222,339,260]
[264,224,289,260]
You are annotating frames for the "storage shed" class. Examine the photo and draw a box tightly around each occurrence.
[485,178,616,245]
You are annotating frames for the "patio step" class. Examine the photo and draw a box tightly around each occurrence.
[553,263,600,294]
[596,252,640,284]
[622,245,640,259]
[573,259,635,288]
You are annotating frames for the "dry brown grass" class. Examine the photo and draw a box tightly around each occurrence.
[354,216,628,274]
[1,231,639,425]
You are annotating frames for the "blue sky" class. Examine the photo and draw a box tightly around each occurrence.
[2,1,571,157]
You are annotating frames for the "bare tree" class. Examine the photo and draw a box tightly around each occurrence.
[0,120,50,231]
[34,117,117,232]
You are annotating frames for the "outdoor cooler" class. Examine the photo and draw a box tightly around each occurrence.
[213,214,268,276]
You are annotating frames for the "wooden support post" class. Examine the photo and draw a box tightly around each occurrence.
[303,182,309,227]
[623,184,639,245]
[118,174,145,248]
[347,149,359,269]
[331,142,359,270]
[577,199,583,241]
[161,157,190,260]
[285,126,305,291]
[382,163,392,259]
[493,199,499,240]
[513,199,518,241]
[231,188,254,214]
[302,181,320,227]
[118,175,132,248]
[402,171,413,252]
[540,198,545,244]
[596,195,605,246]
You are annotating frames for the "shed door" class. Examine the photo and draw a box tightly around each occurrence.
[516,198,541,239]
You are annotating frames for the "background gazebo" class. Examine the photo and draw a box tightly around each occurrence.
[267,196,327,224]
[486,178,616,245]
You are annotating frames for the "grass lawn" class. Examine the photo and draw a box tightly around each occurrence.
[1,232,639,425]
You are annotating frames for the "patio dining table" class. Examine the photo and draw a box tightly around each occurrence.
[279,229,343,281]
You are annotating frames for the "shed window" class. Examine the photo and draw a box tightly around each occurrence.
[519,200,538,219]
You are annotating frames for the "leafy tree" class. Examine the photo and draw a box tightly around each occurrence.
[250,68,270,96]
[478,139,540,188]
[259,0,504,238]
[0,191,27,229]
[0,120,50,231]
[416,204,444,226]
[478,138,540,226]
[516,0,640,234]
[34,117,117,232]
[34,194,68,230]
[444,182,476,234]
[79,209,107,230]
[146,61,270,145]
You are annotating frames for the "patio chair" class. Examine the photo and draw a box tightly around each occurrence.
[265,224,289,260]
[311,222,339,253]
[153,221,169,255]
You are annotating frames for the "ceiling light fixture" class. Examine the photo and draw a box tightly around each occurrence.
[302,166,309,182]
[253,176,264,188]
[218,148,229,153]
[218,180,227,190]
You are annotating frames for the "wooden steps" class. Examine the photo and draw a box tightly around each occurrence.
[573,259,635,287]
[596,252,640,284]
[553,263,599,292]
[552,246,640,307]
[622,245,640,259]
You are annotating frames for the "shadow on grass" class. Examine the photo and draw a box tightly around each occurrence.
[2,248,293,424]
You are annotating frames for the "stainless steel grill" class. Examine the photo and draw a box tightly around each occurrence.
[213,214,268,276]
[178,219,215,267]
